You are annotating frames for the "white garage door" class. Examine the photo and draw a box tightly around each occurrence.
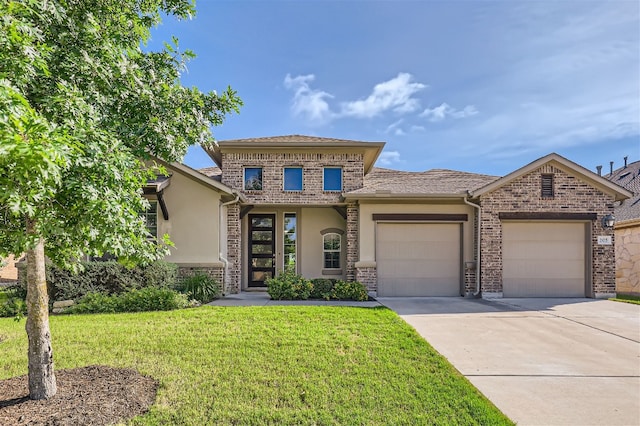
[503,222,586,297]
[377,223,461,296]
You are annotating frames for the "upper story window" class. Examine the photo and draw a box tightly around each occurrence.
[323,233,341,269]
[541,174,554,198]
[323,167,342,192]
[143,200,158,240]
[284,167,303,191]
[244,167,263,190]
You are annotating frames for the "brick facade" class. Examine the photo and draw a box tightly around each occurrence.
[356,266,377,292]
[479,164,616,297]
[220,151,364,291]
[177,265,224,289]
[220,152,364,203]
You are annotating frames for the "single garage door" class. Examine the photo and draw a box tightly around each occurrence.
[377,223,461,296]
[502,222,587,297]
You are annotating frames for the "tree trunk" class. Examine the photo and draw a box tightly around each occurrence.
[25,220,57,400]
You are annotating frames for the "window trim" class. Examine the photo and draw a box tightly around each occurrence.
[323,167,343,192]
[143,200,158,240]
[283,167,303,192]
[244,167,263,191]
[322,232,341,270]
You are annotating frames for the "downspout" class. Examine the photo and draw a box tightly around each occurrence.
[463,193,482,297]
[219,192,241,289]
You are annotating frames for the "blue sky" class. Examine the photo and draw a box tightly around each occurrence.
[148,0,640,176]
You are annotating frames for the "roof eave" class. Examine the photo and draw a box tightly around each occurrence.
[343,192,467,201]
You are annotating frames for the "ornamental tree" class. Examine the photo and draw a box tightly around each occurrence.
[0,0,241,399]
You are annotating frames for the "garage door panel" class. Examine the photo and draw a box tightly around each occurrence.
[377,223,461,297]
[503,222,586,297]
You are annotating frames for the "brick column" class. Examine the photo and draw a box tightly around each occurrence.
[346,202,359,281]
[226,203,241,294]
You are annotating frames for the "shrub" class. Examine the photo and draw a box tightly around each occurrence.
[66,288,188,314]
[266,270,313,300]
[310,278,337,300]
[331,280,368,301]
[0,296,27,318]
[178,273,221,303]
[0,285,27,318]
[17,260,178,302]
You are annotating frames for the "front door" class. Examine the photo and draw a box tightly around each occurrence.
[248,214,276,287]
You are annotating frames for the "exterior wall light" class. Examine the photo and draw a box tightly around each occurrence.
[601,214,615,229]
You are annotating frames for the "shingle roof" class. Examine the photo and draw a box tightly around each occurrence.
[607,160,640,222]
[346,167,499,196]
[198,166,222,181]
[217,135,380,144]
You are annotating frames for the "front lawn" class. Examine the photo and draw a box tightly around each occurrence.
[610,294,640,305]
[0,306,512,425]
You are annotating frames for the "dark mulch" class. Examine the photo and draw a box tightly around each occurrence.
[0,365,158,426]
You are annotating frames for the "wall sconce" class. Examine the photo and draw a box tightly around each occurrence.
[602,214,615,229]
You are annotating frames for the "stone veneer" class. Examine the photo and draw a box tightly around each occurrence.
[479,164,616,297]
[615,223,640,295]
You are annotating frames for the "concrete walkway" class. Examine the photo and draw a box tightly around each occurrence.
[208,291,381,308]
[377,297,640,426]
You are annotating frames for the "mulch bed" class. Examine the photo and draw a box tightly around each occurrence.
[0,365,158,425]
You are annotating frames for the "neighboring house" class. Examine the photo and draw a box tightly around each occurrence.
[607,159,640,296]
[149,135,631,298]
[0,254,21,283]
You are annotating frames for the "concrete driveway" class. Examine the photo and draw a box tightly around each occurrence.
[377,297,640,426]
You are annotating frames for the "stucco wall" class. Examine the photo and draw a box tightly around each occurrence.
[479,163,616,297]
[615,222,640,295]
[157,170,222,265]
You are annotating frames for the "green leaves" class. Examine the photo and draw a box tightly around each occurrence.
[0,0,241,267]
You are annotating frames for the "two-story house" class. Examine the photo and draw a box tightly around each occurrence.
[149,135,631,298]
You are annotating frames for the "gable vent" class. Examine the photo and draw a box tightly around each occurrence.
[541,174,554,198]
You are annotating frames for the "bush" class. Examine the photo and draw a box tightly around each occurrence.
[0,296,27,318]
[266,270,313,300]
[178,273,221,303]
[331,280,368,301]
[0,285,27,318]
[17,260,178,302]
[310,278,337,300]
[66,287,188,314]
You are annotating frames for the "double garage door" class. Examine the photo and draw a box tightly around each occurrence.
[376,221,588,297]
[377,223,461,296]
[502,222,587,297]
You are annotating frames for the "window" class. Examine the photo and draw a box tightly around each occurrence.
[323,167,342,191]
[284,213,296,271]
[323,233,341,269]
[143,200,158,239]
[244,167,263,190]
[541,174,554,198]
[284,167,303,191]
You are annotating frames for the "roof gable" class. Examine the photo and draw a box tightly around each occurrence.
[153,159,239,199]
[470,153,632,202]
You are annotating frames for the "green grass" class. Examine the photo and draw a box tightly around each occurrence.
[610,294,640,305]
[0,306,512,425]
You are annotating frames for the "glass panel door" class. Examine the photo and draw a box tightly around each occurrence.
[248,214,275,287]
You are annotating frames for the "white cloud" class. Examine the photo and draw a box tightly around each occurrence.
[420,103,478,122]
[283,74,333,123]
[377,151,401,166]
[384,119,406,136]
[340,73,426,118]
